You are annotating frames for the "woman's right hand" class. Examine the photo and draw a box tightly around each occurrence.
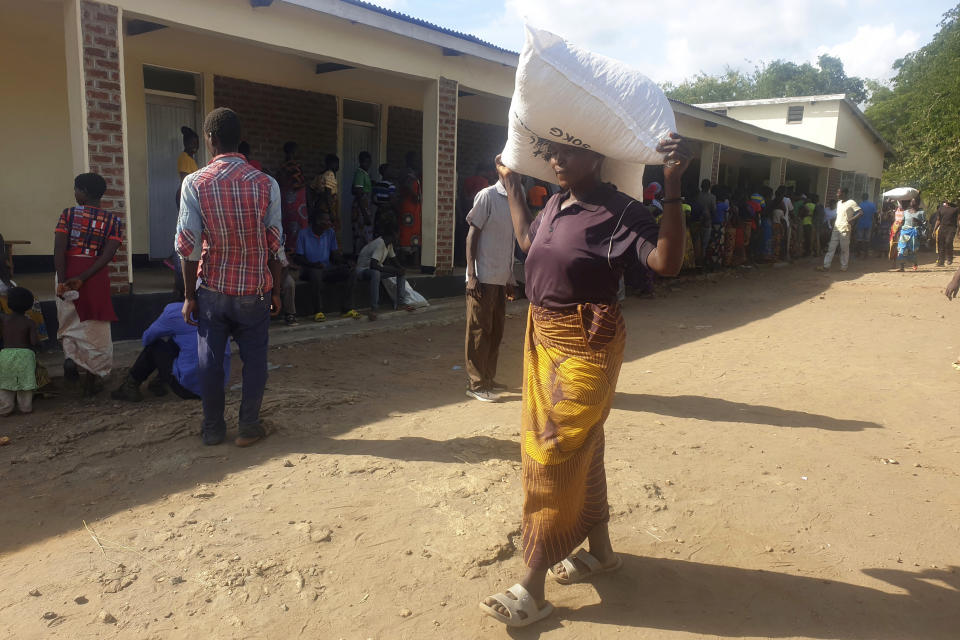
[495,155,522,192]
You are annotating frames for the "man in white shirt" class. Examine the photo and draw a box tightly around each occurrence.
[781,187,794,262]
[819,187,863,272]
[465,180,516,402]
[355,232,407,321]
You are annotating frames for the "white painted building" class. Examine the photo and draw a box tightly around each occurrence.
[694,95,891,201]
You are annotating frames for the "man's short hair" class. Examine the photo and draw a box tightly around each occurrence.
[701,179,711,190]
[203,108,242,150]
[74,173,107,200]
[358,151,371,163]
[861,193,870,201]
[325,154,339,166]
[838,187,849,197]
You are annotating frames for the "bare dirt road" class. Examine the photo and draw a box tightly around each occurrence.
[2,255,959,640]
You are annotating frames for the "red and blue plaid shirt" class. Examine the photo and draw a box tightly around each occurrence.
[176,154,283,296]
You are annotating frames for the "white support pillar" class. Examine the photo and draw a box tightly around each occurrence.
[698,142,718,186]
[64,0,89,175]
[815,167,829,204]
[768,157,786,190]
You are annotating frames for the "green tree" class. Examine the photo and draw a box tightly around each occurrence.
[865,5,960,204]
[664,55,868,104]
[662,67,756,104]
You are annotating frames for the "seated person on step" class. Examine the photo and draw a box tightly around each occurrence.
[356,230,413,321]
[293,212,359,321]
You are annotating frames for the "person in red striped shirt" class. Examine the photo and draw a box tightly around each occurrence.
[176,107,283,448]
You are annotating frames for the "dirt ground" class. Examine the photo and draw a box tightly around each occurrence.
[2,254,959,640]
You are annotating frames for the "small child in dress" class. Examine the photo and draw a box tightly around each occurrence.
[0,287,40,416]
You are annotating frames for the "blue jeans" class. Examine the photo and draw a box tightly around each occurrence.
[196,287,269,441]
[357,266,405,310]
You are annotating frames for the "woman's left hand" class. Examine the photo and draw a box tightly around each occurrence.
[658,133,693,181]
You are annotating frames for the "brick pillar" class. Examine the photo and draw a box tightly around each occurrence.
[825,168,842,201]
[80,1,129,293]
[435,78,458,275]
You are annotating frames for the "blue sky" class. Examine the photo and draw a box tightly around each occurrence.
[376,0,954,84]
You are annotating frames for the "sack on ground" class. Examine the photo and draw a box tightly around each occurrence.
[500,25,676,200]
[383,277,429,308]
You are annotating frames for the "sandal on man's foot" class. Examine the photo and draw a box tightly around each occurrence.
[313,312,326,323]
[342,309,361,320]
[548,548,623,585]
[478,584,553,628]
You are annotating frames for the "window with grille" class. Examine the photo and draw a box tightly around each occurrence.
[787,105,804,123]
[143,66,199,97]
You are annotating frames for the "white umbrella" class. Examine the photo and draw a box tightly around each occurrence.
[882,187,919,200]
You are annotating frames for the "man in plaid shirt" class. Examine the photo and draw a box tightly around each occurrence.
[176,107,283,448]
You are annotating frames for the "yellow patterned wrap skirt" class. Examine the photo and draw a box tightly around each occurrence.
[521,303,625,570]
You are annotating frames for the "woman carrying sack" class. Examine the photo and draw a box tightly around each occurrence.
[478,26,692,628]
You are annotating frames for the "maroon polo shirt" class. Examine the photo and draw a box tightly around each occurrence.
[524,185,659,310]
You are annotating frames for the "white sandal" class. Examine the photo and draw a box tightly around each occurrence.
[478,583,554,628]
[548,548,623,585]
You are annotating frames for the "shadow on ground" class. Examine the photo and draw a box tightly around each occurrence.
[0,259,892,554]
[614,393,882,431]
[508,555,960,640]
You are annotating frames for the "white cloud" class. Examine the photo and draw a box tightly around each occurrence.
[469,0,929,84]
[814,24,920,79]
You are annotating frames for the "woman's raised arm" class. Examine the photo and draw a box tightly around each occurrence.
[495,155,536,253]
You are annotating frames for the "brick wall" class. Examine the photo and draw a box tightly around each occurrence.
[81,1,128,293]
[386,106,422,173]
[456,119,506,177]
[435,79,458,275]
[214,76,338,179]
[826,168,842,203]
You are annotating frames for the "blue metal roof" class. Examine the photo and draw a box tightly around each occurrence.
[339,0,517,55]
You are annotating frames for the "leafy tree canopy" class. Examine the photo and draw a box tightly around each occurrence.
[865,5,960,204]
[662,54,867,104]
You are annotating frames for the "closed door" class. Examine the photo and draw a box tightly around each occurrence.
[146,96,197,259]
[341,122,378,253]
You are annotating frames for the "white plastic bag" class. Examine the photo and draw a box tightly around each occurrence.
[383,277,429,308]
[500,25,676,200]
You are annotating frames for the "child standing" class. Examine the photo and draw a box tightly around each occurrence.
[0,287,40,416]
[54,173,123,396]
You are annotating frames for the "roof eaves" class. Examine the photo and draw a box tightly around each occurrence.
[338,0,517,55]
[279,0,518,66]
[670,99,846,157]
[694,94,847,109]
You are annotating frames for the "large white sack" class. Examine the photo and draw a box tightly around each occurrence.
[882,187,919,200]
[501,25,677,200]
